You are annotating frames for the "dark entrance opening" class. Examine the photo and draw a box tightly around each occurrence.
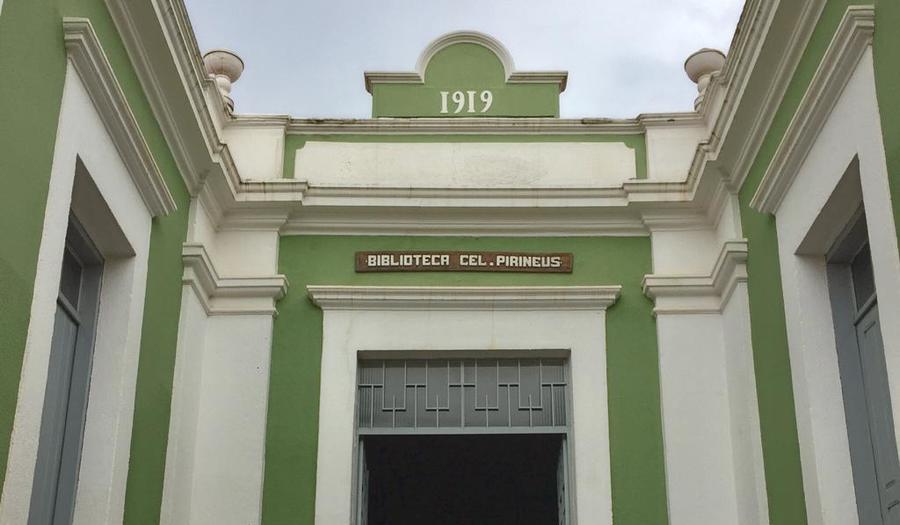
[362,434,563,525]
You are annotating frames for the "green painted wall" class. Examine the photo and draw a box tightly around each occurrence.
[371,43,560,118]
[283,133,648,181]
[264,235,667,524]
[873,0,900,250]
[737,2,898,524]
[0,1,189,522]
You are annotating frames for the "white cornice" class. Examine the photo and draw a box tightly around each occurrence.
[307,285,621,311]
[642,239,748,314]
[62,18,176,217]
[720,1,826,191]
[107,0,247,207]
[182,243,288,316]
[365,31,568,93]
[750,6,875,214]
[105,1,208,195]
[280,206,647,237]
[217,182,721,236]
[103,0,831,238]
[278,114,701,135]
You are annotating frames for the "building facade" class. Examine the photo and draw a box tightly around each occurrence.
[1,1,899,524]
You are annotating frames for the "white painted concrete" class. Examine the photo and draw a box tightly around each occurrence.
[0,63,153,524]
[649,191,768,525]
[313,299,615,525]
[657,313,741,524]
[294,141,636,188]
[209,229,280,276]
[187,315,273,524]
[160,289,208,525]
[161,197,283,525]
[185,198,280,277]
[223,123,286,180]
[653,286,768,525]
[651,228,721,274]
[645,124,706,182]
[721,282,769,525]
[160,276,278,525]
[773,49,900,525]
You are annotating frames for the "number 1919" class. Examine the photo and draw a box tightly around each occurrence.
[440,90,493,114]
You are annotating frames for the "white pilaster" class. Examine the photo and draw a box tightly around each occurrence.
[161,199,287,525]
[644,239,769,525]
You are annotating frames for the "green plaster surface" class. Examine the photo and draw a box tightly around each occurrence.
[283,133,648,182]
[0,0,66,494]
[873,0,900,251]
[737,2,887,524]
[264,236,667,525]
[0,1,189,522]
[371,43,560,118]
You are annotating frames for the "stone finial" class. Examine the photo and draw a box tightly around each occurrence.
[684,48,726,110]
[203,49,244,113]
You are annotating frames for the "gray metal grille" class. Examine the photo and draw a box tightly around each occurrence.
[357,358,568,434]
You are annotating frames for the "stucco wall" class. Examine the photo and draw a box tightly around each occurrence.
[265,235,667,525]
[0,1,190,523]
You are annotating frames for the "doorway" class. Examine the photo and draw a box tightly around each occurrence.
[355,357,572,524]
[361,434,564,525]
[29,218,103,525]
[829,214,900,524]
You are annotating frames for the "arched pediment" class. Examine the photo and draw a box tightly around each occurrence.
[364,31,567,118]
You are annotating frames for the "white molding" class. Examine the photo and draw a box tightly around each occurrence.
[0,63,155,524]
[99,0,838,240]
[313,293,616,524]
[415,31,516,81]
[182,243,287,316]
[307,285,621,311]
[364,31,567,93]
[279,209,647,237]
[280,115,698,135]
[767,47,900,525]
[750,6,875,213]
[642,239,748,314]
[62,18,176,217]
[219,181,728,237]
[104,0,228,195]
[725,0,827,192]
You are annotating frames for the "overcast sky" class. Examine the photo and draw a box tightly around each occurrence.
[185,0,744,119]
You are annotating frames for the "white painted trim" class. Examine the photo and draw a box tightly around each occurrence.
[62,18,176,217]
[750,6,875,213]
[100,0,825,244]
[100,0,763,239]
[311,286,619,525]
[279,207,648,237]
[770,47,900,525]
[364,31,567,93]
[105,0,228,195]
[182,243,287,316]
[0,62,154,524]
[642,239,748,314]
[307,285,621,311]
[415,31,516,82]
[280,114,699,134]
[726,0,827,192]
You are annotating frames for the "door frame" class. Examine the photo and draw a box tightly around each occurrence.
[351,356,575,524]
[308,285,620,525]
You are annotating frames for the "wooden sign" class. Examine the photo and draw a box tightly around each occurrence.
[356,251,573,273]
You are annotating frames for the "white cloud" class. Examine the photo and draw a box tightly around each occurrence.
[185,0,744,118]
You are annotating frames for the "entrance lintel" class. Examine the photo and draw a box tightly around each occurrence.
[307,285,621,311]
